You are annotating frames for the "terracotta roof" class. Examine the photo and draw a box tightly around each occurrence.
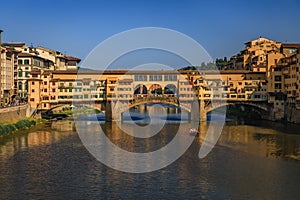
[65,56,81,61]
[30,69,41,74]
[3,43,26,47]
[18,52,35,57]
[43,71,52,75]
[282,43,300,48]
[5,48,20,54]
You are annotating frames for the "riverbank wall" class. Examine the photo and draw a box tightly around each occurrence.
[0,104,36,123]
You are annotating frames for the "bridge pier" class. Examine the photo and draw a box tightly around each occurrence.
[105,101,113,122]
[199,100,207,122]
[189,100,206,122]
[105,100,124,122]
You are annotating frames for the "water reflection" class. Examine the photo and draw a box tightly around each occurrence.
[0,106,299,199]
[0,123,75,159]
[216,124,300,160]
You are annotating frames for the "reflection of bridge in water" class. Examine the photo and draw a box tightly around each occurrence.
[47,94,272,122]
[105,95,271,122]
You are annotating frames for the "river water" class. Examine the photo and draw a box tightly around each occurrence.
[0,106,299,199]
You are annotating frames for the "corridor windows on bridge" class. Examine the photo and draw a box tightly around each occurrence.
[149,75,162,81]
[134,75,147,81]
[164,75,177,81]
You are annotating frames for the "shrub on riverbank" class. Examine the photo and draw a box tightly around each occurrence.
[0,119,41,136]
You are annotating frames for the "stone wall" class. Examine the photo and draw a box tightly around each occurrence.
[285,106,300,123]
[0,104,32,123]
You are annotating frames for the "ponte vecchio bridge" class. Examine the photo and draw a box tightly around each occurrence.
[35,69,273,121]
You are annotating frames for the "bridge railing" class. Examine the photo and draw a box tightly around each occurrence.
[131,95,179,105]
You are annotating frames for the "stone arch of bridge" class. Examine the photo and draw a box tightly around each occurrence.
[134,84,147,95]
[205,101,269,114]
[149,84,163,95]
[164,84,177,95]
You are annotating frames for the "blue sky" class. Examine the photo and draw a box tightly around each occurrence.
[1,0,300,68]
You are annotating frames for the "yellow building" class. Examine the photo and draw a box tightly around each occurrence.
[229,37,282,71]
[268,46,300,121]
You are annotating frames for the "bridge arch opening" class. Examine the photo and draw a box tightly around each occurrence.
[206,102,268,120]
[149,84,162,95]
[134,84,147,95]
[164,84,177,96]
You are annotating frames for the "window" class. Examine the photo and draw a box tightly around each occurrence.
[44,89,47,92]
[18,84,22,90]
[149,75,162,81]
[30,98,34,102]
[32,81,35,85]
[275,76,281,82]
[44,81,47,85]
[52,89,56,92]
[69,88,72,92]
[18,72,22,77]
[18,60,23,65]
[275,83,282,89]
[84,94,88,99]
[32,89,35,93]
[43,103,47,108]
[24,59,30,65]
[164,75,177,81]
[134,75,147,81]
[25,72,29,77]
